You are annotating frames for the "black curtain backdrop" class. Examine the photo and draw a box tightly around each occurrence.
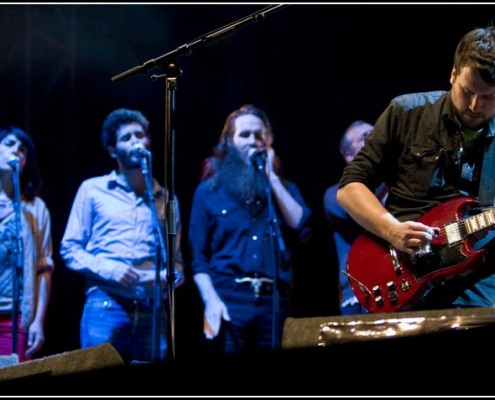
[0,3,493,359]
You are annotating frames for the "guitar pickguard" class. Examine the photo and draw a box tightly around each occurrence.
[410,242,467,280]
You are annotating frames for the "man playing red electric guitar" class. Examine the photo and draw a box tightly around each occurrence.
[338,26,495,313]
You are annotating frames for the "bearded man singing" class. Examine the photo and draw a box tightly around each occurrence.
[188,104,312,355]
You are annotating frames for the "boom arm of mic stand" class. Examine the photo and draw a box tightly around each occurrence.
[111,4,288,83]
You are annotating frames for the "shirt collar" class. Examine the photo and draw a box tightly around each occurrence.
[107,169,165,199]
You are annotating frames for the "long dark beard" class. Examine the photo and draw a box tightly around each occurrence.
[214,147,268,206]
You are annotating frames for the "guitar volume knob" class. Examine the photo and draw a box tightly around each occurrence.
[374,295,384,307]
[372,285,382,295]
[388,290,398,303]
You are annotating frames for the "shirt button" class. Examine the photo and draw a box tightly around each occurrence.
[222,209,227,214]
[252,235,258,240]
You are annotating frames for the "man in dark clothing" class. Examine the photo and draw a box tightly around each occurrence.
[338,27,495,312]
[189,104,312,353]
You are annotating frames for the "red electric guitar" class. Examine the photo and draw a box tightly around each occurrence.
[346,196,495,313]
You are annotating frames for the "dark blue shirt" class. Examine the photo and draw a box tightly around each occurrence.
[188,178,312,287]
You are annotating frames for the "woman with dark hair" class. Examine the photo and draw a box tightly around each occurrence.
[0,125,54,362]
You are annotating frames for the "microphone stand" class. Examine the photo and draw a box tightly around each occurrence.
[163,66,179,362]
[11,161,23,356]
[111,4,288,361]
[139,152,168,363]
[255,156,285,350]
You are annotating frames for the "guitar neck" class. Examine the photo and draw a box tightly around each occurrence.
[460,208,495,236]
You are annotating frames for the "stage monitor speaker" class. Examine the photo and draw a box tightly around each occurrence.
[282,306,495,349]
[0,343,125,382]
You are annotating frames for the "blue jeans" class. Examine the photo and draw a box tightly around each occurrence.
[341,302,368,316]
[217,284,288,354]
[80,288,168,364]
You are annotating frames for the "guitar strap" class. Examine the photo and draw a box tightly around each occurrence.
[477,118,495,207]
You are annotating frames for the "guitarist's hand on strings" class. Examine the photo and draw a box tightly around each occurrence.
[385,219,439,256]
[337,182,440,256]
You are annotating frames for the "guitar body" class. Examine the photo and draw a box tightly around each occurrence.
[347,196,488,313]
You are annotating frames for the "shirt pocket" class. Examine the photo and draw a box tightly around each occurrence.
[401,145,441,196]
[210,203,250,243]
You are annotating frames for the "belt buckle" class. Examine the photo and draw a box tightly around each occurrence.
[235,276,274,298]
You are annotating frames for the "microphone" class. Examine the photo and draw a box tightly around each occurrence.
[248,148,267,171]
[7,156,19,170]
[131,143,150,158]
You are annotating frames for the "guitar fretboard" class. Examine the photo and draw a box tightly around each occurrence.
[465,209,495,234]
[445,209,495,246]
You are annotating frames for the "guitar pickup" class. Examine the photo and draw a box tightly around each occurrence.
[444,222,462,246]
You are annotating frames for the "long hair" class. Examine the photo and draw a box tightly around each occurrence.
[0,125,42,200]
[201,104,281,180]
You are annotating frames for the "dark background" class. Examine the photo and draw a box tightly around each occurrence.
[0,3,494,360]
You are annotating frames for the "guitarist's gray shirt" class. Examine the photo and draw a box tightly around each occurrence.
[339,90,495,309]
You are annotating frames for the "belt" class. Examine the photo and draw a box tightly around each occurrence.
[234,276,274,298]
